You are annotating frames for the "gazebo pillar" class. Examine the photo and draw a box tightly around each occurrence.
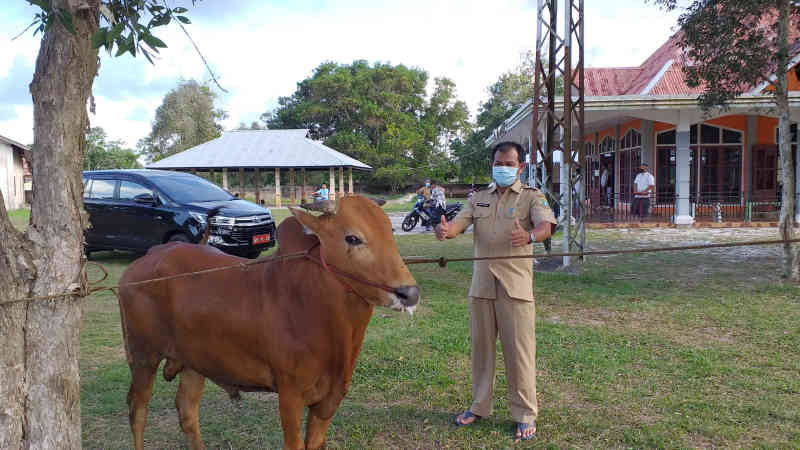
[348,167,353,194]
[222,168,229,190]
[329,167,336,201]
[239,168,245,199]
[289,168,296,205]
[275,168,282,207]
[254,168,261,204]
[301,169,307,203]
[339,167,344,197]
[209,168,215,185]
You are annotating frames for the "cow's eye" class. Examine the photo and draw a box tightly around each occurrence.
[345,235,362,246]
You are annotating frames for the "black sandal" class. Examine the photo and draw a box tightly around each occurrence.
[453,410,481,427]
[514,421,536,440]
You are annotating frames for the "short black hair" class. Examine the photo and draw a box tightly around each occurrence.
[492,141,525,164]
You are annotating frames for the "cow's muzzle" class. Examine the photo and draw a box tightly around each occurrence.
[393,285,420,307]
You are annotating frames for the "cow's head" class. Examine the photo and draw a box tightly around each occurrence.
[290,196,419,313]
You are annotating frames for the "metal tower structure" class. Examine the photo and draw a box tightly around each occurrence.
[531,0,585,268]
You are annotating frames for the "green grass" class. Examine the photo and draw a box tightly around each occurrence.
[8,208,30,231]
[77,227,800,448]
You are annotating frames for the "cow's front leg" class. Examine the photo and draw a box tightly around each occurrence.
[305,403,334,450]
[278,389,305,450]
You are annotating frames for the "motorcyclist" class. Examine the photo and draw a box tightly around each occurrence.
[313,183,329,201]
[428,181,446,228]
[416,179,432,201]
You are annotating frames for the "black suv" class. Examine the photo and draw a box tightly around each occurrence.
[82,169,276,258]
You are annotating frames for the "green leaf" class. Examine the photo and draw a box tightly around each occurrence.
[142,48,155,65]
[114,38,130,57]
[91,28,107,49]
[176,16,191,24]
[142,32,167,49]
[26,0,50,10]
[172,7,188,13]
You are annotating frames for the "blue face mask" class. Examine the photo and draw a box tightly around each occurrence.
[492,166,519,187]
[425,182,430,187]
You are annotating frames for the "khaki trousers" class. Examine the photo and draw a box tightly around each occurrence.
[469,278,537,423]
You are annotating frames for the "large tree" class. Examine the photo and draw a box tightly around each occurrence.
[84,127,141,170]
[263,61,470,189]
[0,1,198,448]
[654,0,800,280]
[138,79,227,162]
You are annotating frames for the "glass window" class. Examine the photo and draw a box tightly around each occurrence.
[722,128,742,144]
[119,180,152,201]
[151,174,234,204]
[86,179,115,200]
[690,124,697,144]
[701,124,720,144]
[657,130,676,145]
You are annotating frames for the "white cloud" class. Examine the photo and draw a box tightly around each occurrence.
[0,0,684,148]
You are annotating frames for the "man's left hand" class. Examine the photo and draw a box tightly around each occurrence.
[511,219,530,247]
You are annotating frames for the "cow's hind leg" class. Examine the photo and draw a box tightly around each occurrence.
[175,368,207,450]
[127,362,158,450]
[305,404,334,450]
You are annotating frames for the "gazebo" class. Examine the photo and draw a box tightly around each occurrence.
[147,129,372,206]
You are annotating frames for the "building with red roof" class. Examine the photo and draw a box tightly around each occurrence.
[490,30,800,226]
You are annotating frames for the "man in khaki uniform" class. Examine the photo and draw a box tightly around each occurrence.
[436,141,556,441]
[416,179,432,200]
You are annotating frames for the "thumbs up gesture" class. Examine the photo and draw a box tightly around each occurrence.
[436,215,449,241]
[511,218,530,247]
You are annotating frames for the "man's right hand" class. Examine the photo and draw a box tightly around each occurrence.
[436,215,449,241]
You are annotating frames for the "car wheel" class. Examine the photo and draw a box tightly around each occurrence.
[401,214,418,232]
[168,233,190,243]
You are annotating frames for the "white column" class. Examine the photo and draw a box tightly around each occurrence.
[274,168,281,207]
[339,167,345,197]
[795,128,800,222]
[222,168,229,190]
[329,167,336,201]
[675,112,694,225]
[348,167,354,194]
[559,153,569,226]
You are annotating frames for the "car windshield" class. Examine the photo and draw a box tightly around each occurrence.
[151,175,235,203]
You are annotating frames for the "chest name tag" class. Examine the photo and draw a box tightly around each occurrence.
[476,202,490,207]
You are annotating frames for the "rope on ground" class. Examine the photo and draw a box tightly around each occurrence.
[3,238,800,306]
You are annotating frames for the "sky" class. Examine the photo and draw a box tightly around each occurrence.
[0,0,682,148]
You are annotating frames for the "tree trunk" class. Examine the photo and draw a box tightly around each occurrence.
[776,0,798,281]
[0,1,99,448]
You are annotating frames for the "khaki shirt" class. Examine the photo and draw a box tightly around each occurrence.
[449,180,557,302]
[416,186,431,200]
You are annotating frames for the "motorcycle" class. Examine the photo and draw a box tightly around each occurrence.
[401,195,463,232]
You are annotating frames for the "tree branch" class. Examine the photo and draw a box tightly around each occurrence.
[170,3,228,94]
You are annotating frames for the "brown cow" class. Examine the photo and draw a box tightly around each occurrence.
[118,195,419,450]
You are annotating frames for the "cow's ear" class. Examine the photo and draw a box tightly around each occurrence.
[289,206,321,234]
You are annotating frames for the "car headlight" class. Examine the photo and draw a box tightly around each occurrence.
[188,211,208,224]
[210,216,235,226]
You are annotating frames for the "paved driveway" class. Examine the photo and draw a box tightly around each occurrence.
[389,212,473,236]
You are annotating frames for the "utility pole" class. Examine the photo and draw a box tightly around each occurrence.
[531,0,585,269]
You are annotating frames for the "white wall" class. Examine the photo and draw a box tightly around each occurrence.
[0,142,25,211]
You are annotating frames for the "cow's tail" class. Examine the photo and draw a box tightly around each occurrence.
[199,206,223,245]
[115,288,134,367]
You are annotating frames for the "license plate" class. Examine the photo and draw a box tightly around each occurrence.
[252,234,270,245]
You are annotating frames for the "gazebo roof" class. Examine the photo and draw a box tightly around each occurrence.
[147,129,371,171]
